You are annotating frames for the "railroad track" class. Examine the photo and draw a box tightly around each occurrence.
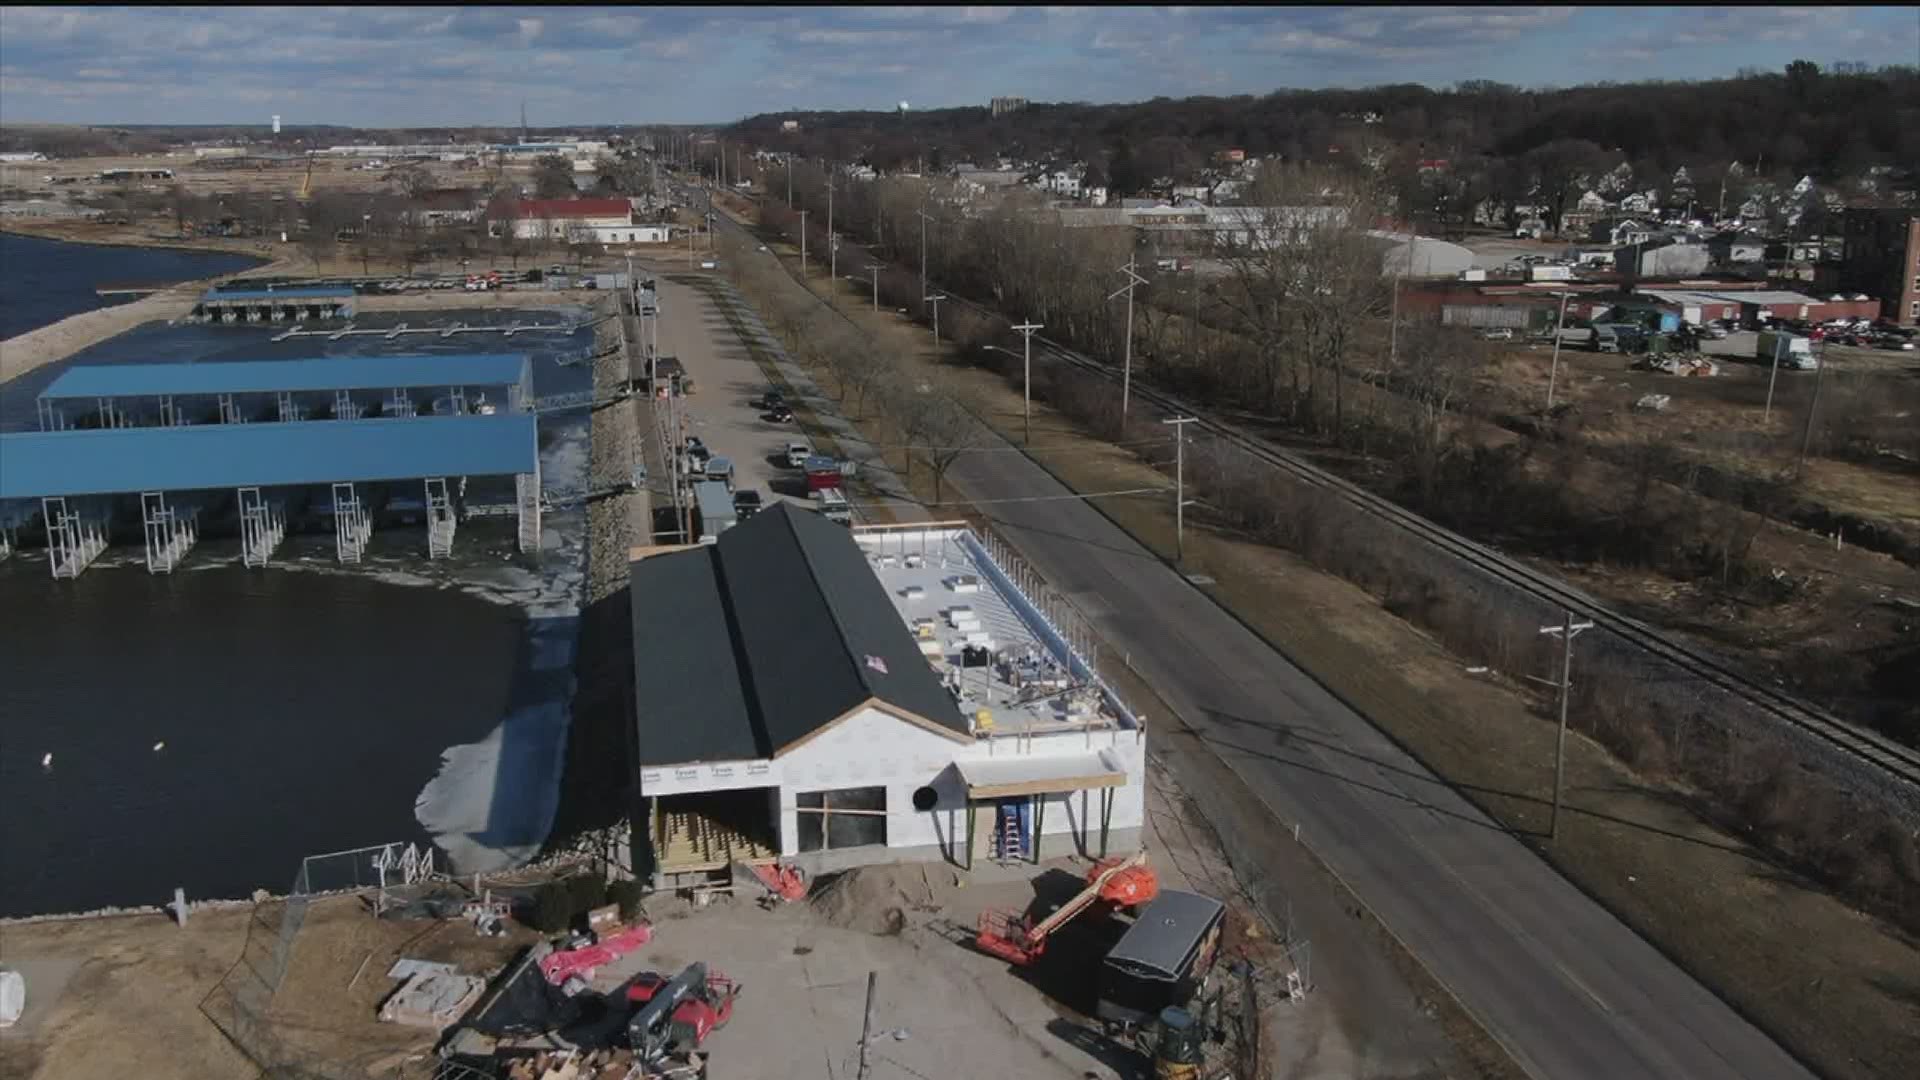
[717,198,1920,789]
[912,283,1920,790]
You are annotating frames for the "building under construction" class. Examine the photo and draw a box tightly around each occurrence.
[627,509,1146,890]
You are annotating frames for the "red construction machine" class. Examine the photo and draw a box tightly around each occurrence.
[624,962,740,1065]
[975,851,1158,966]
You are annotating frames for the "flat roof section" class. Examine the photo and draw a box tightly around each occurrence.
[202,286,355,301]
[858,530,1106,731]
[39,355,531,401]
[0,414,537,499]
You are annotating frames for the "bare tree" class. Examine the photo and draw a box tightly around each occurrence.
[1393,320,1485,509]
[916,389,982,503]
[532,154,575,199]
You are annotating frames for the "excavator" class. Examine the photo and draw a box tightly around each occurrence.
[974,850,1157,966]
[296,155,315,203]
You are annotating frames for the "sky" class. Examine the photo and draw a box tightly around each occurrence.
[1,5,1915,127]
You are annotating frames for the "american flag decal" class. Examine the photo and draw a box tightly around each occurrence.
[865,654,889,675]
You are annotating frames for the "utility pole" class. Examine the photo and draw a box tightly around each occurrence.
[797,210,808,276]
[1545,289,1573,413]
[786,154,793,207]
[1107,254,1148,418]
[827,174,838,282]
[1797,341,1827,471]
[1763,331,1785,421]
[1013,321,1043,445]
[916,208,935,303]
[1162,416,1198,563]
[867,263,883,312]
[1537,611,1594,841]
[924,293,946,344]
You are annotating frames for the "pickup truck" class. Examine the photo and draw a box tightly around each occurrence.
[810,487,851,525]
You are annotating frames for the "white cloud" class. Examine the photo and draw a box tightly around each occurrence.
[516,17,543,46]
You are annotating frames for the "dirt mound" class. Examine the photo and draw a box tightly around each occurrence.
[807,865,938,936]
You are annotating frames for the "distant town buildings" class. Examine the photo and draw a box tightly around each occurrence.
[990,96,1028,118]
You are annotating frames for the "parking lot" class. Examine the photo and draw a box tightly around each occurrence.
[648,272,816,515]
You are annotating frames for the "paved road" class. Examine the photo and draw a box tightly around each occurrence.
[936,389,1809,1080]
[683,180,1809,1076]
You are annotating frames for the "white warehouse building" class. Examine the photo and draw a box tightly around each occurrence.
[627,507,1146,888]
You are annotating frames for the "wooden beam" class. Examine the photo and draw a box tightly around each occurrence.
[965,773,1125,801]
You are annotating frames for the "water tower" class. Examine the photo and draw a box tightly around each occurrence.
[272,115,281,135]
[897,101,910,116]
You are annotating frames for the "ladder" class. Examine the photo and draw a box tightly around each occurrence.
[997,804,1025,861]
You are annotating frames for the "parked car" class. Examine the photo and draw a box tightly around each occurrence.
[732,489,764,520]
[1704,324,1729,339]
[759,388,786,410]
[1877,336,1917,351]
[786,440,813,468]
[766,404,795,423]
[1478,328,1516,341]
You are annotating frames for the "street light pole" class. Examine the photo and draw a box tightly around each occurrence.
[797,210,808,277]
[924,294,946,344]
[867,263,883,312]
[1162,416,1198,564]
[1107,254,1148,418]
[1012,321,1043,445]
[1538,611,1593,841]
[1545,289,1572,413]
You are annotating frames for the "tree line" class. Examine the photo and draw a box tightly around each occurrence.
[731,63,1918,219]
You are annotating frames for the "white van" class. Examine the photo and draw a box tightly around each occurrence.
[786,440,813,468]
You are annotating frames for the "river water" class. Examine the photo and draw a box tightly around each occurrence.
[0,246,596,916]
[0,231,264,340]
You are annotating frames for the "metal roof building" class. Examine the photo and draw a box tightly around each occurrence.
[2,414,541,578]
[0,414,536,499]
[36,354,534,430]
[200,285,356,302]
[39,354,530,401]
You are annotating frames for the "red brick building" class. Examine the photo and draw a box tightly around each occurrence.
[1836,207,1920,325]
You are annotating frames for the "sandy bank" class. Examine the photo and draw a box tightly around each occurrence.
[0,286,204,384]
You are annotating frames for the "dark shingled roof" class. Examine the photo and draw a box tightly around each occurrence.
[630,503,968,768]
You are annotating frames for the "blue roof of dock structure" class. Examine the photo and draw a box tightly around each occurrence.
[0,414,537,499]
[38,354,531,401]
[201,286,355,301]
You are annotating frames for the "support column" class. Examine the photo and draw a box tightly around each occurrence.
[238,487,286,568]
[276,390,305,422]
[515,464,541,554]
[42,496,108,580]
[425,477,455,558]
[388,388,416,418]
[448,386,469,415]
[140,491,199,574]
[97,397,125,429]
[331,482,371,563]
[218,394,243,424]
[333,389,359,420]
[36,398,65,431]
